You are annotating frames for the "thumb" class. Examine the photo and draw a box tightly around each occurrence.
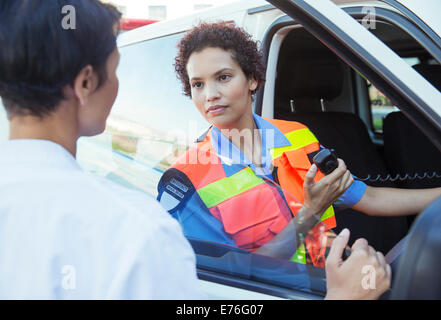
[304,164,318,188]
[327,228,350,268]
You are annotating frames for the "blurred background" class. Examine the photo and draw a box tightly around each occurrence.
[102,0,238,21]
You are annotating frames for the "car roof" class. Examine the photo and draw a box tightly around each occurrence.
[117,0,270,47]
[116,0,385,47]
[117,0,441,47]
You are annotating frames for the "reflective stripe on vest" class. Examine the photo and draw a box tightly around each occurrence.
[268,126,335,225]
[197,167,264,209]
[270,128,318,160]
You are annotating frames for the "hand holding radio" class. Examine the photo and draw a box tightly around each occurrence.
[303,153,353,216]
[313,148,339,175]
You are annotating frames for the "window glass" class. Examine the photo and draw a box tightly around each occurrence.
[77,32,327,297]
[369,57,419,133]
[359,18,441,133]
[77,33,208,196]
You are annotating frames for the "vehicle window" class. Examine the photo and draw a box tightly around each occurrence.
[369,58,418,133]
[77,33,208,196]
[76,32,328,298]
[358,16,441,133]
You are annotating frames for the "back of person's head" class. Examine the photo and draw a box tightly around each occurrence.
[0,0,121,118]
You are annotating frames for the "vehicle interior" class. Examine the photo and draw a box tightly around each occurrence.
[268,18,441,264]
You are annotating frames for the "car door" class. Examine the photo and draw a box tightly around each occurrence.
[192,0,438,300]
[200,0,441,298]
[192,0,441,300]
[258,0,441,299]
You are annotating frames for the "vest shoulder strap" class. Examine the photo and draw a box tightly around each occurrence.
[171,133,225,189]
[263,117,309,134]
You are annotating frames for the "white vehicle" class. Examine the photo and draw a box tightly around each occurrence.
[2,0,440,299]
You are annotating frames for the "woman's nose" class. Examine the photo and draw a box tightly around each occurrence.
[205,83,220,102]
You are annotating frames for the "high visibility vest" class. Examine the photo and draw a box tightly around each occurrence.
[170,118,336,267]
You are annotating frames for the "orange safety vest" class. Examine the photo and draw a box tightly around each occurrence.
[171,118,336,267]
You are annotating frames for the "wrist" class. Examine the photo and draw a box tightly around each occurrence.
[301,203,322,219]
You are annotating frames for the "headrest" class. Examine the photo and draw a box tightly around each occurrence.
[277,52,344,101]
[412,63,441,91]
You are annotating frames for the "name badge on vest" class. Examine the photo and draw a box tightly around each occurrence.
[157,168,196,214]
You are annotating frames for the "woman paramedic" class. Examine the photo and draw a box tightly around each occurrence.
[156,22,439,297]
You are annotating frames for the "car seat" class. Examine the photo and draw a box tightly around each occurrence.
[383,64,441,190]
[274,41,409,254]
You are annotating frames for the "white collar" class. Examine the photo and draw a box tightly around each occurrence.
[0,139,82,171]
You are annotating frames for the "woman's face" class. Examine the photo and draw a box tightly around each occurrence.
[186,47,257,130]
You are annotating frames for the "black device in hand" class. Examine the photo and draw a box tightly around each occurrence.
[312,148,339,175]
[312,148,351,260]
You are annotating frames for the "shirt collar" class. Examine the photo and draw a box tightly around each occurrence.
[252,113,291,149]
[209,113,291,176]
[0,139,82,171]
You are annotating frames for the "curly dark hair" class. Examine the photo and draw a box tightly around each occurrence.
[174,21,266,98]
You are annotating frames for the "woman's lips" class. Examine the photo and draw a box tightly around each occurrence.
[206,105,227,116]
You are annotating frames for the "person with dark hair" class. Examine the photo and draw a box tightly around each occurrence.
[0,0,202,299]
[157,21,438,299]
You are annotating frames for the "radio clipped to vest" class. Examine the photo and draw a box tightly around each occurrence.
[313,148,441,183]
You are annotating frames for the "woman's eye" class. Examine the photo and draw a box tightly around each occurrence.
[219,74,231,81]
[192,82,203,89]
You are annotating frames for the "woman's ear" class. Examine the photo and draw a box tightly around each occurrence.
[73,65,96,106]
[249,77,258,92]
